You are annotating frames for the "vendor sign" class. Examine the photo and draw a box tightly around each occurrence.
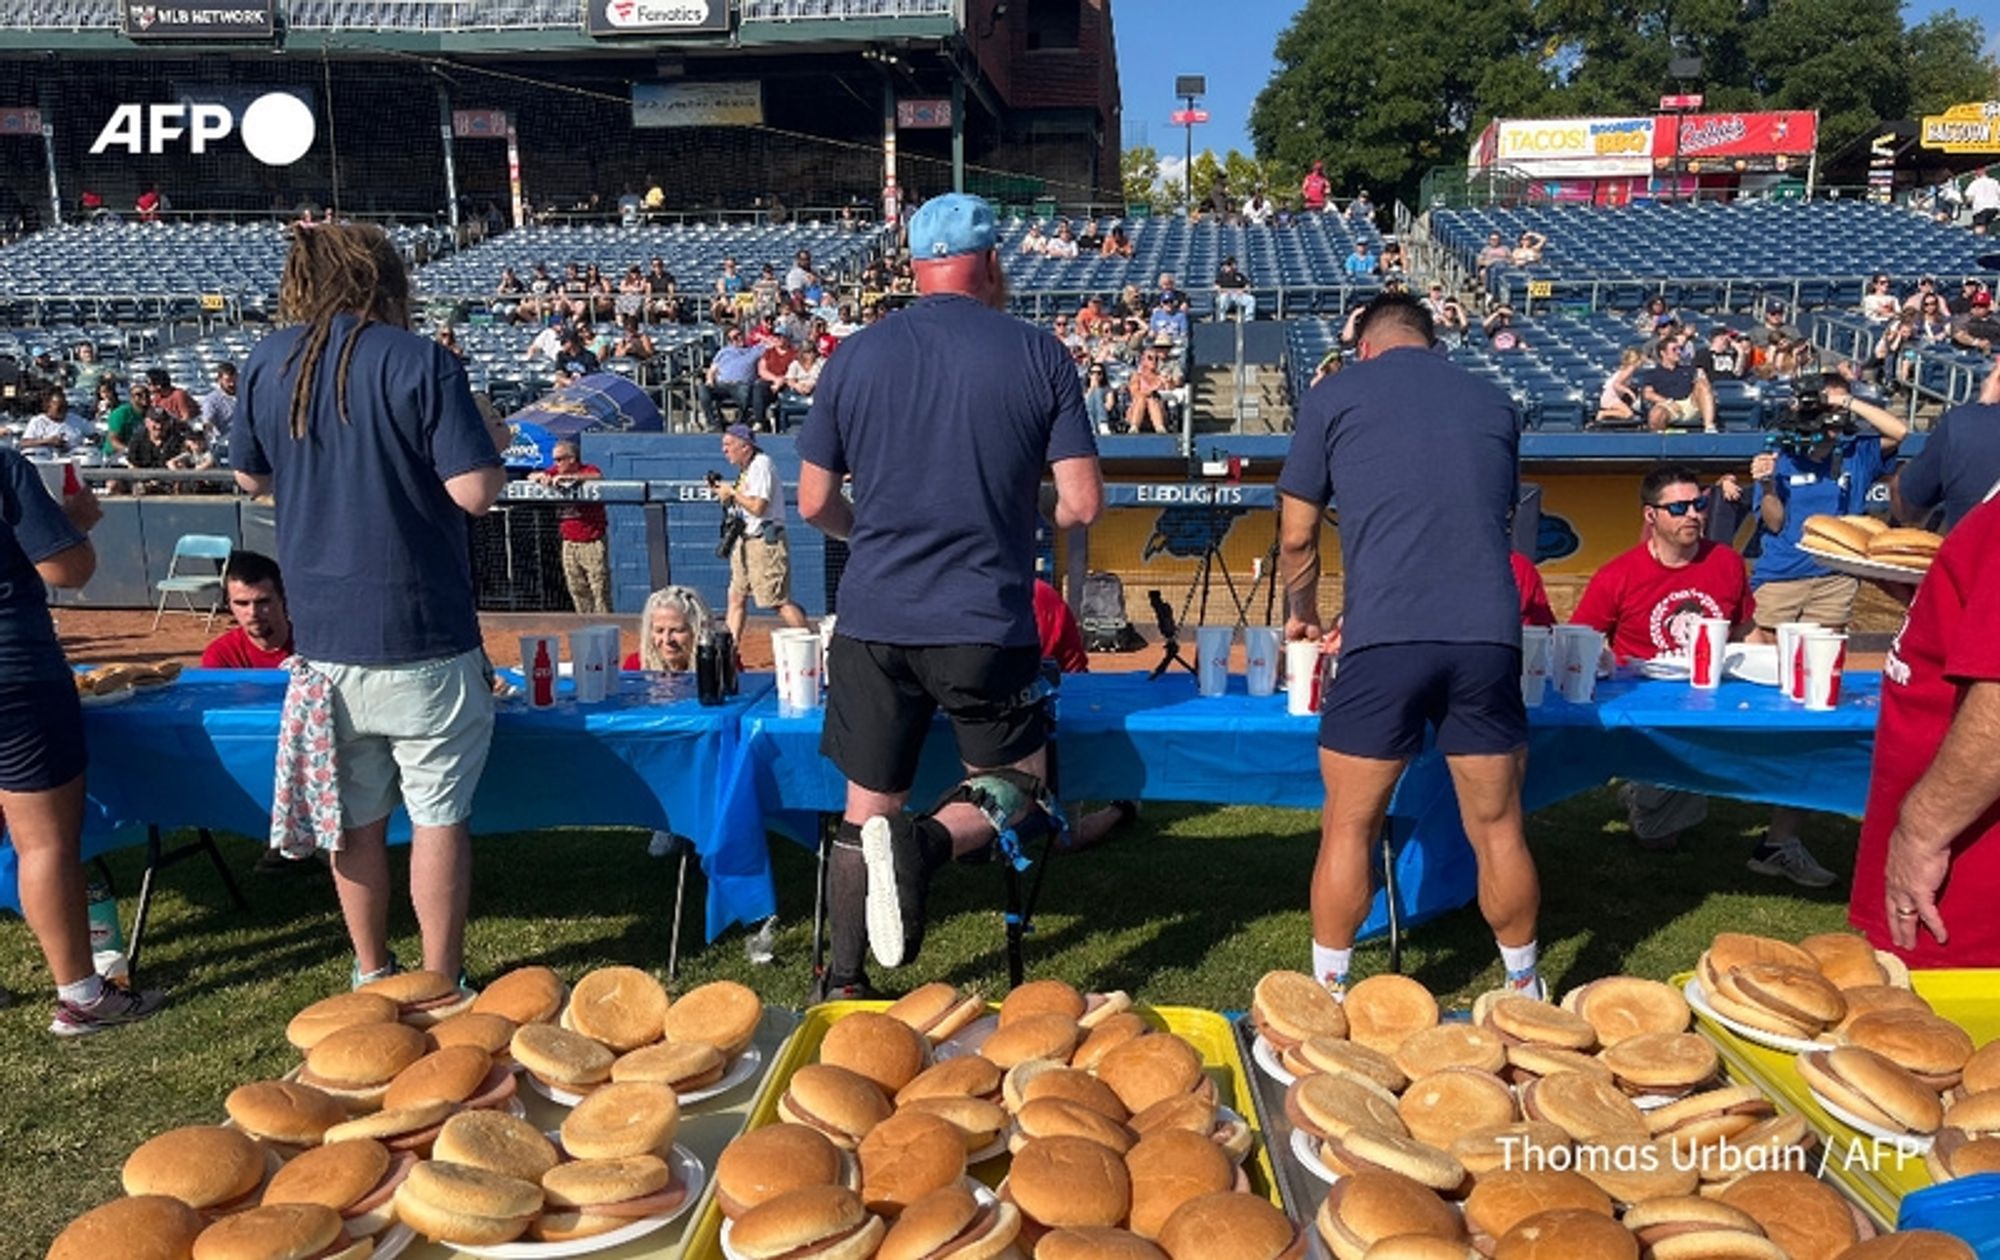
[1920,101,2000,154]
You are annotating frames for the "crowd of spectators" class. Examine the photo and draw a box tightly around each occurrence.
[7,352,238,487]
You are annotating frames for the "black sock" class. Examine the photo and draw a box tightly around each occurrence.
[828,822,869,985]
[914,816,954,874]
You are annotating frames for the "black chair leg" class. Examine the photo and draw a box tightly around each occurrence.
[809,813,832,990]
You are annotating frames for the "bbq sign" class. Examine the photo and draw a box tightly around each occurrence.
[122,0,274,39]
[1920,101,2000,155]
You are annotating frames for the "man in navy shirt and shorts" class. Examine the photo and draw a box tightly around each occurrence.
[1278,292,1544,1001]
[797,194,1103,999]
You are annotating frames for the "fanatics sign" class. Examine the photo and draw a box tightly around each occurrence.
[586,0,726,36]
[122,0,273,39]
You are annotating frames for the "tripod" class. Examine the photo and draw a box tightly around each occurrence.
[1170,504,1254,634]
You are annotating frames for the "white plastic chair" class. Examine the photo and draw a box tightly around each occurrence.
[151,534,233,632]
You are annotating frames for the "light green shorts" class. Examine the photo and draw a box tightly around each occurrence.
[310,648,496,829]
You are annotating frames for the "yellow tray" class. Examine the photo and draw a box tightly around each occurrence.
[1679,968,2000,1229]
[682,1001,1283,1260]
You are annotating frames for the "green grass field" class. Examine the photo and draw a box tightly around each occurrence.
[0,792,1863,1255]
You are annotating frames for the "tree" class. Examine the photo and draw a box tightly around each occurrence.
[1905,11,1999,119]
[1121,144,1162,210]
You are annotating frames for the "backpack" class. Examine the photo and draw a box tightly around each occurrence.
[1079,571,1145,653]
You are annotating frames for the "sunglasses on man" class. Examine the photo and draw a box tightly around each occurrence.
[1649,493,1711,517]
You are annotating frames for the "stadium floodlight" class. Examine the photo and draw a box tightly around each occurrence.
[1668,56,1702,81]
[1175,75,1206,99]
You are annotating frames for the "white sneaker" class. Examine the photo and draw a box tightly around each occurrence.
[861,816,907,969]
[1747,838,1837,889]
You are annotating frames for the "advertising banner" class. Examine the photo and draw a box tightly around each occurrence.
[0,107,41,136]
[587,0,726,37]
[631,82,764,129]
[1920,101,2000,154]
[122,0,273,39]
[453,109,509,139]
[897,99,953,129]
[1655,110,1818,160]
[1494,117,1655,176]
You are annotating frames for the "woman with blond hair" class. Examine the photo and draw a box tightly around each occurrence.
[1596,346,1648,427]
[622,585,714,672]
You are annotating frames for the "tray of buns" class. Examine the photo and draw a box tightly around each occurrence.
[1800,515,1940,583]
[74,660,182,704]
[679,983,1285,1260]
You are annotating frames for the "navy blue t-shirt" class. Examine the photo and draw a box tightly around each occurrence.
[798,293,1098,648]
[236,315,501,665]
[1895,403,2000,532]
[0,450,84,684]
[1641,361,1699,401]
[1751,435,1886,586]
[1277,345,1520,653]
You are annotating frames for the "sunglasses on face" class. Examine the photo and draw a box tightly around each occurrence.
[1650,493,1711,517]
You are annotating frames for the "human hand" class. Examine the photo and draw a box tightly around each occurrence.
[1883,825,1951,951]
[1868,578,1919,606]
[62,480,103,533]
[1718,474,1744,503]
[1750,452,1778,482]
[1284,616,1322,644]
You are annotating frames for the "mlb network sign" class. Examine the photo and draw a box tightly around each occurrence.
[122,0,274,39]
[91,92,316,167]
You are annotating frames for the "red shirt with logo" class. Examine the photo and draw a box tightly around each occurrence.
[1510,552,1556,628]
[1850,498,2000,967]
[1033,580,1089,674]
[1569,540,1753,662]
[199,628,294,669]
[546,462,607,543]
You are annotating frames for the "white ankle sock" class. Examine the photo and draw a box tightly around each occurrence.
[58,975,106,1006]
[1499,940,1540,976]
[1312,942,1353,985]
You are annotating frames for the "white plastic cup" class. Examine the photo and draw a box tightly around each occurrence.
[1689,618,1732,690]
[1285,640,1324,716]
[518,635,561,708]
[1553,626,1602,703]
[1776,621,1818,702]
[1195,626,1233,698]
[1803,631,1848,711]
[770,629,811,710]
[817,614,837,686]
[776,631,824,714]
[1244,628,1280,697]
[569,626,617,703]
[1520,626,1552,708]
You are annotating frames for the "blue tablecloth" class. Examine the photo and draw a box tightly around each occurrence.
[2,670,778,940]
[740,671,1883,942]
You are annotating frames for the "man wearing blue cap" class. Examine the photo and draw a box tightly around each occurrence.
[796,193,1104,999]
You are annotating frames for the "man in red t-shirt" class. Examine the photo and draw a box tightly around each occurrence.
[1851,496,2000,967]
[199,550,295,669]
[532,440,610,614]
[1031,578,1132,850]
[1569,466,1762,858]
[1510,551,1556,628]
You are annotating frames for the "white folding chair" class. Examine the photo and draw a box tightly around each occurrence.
[152,533,233,632]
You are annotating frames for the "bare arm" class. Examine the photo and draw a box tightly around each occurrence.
[1844,393,1909,450]
[234,470,273,496]
[446,465,507,516]
[1278,492,1324,639]
[35,538,96,589]
[797,461,851,540]
[1049,455,1103,530]
[1884,681,2000,948]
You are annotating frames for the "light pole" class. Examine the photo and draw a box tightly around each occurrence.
[1173,75,1206,215]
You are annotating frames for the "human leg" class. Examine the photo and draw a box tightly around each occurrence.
[1309,750,1405,955]
[1436,643,1539,991]
[560,540,592,613]
[408,822,474,978]
[330,815,396,976]
[1620,782,1709,850]
[1,776,94,987]
[727,542,751,643]
[585,541,613,614]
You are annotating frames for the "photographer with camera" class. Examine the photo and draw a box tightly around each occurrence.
[1740,365,1907,887]
[714,424,807,646]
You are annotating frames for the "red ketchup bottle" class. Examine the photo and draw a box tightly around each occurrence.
[531,639,555,708]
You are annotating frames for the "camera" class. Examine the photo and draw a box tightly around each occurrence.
[1767,368,1855,451]
[704,469,723,489]
[716,511,746,558]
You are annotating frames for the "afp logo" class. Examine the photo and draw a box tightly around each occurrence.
[90,92,315,167]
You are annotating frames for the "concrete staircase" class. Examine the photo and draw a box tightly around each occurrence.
[1192,360,1292,435]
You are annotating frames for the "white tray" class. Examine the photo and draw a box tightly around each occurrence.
[1798,544,1928,584]
[526,1045,761,1109]
[1684,978,1825,1055]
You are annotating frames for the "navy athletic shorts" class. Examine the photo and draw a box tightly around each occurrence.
[820,637,1048,795]
[0,677,88,793]
[1318,641,1527,761]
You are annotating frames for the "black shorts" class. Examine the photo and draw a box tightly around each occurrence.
[1318,642,1527,761]
[1974,207,1998,229]
[0,677,87,793]
[820,637,1048,795]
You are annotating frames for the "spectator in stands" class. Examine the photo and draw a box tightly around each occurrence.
[494,266,526,322]
[101,381,149,458]
[1077,219,1105,253]
[1308,347,1344,389]
[1894,362,2000,532]
[1113,284,1145,321]
[554,262,586,319]
[1482,305,1528,353]
[699,326,766,432]
[587,264,617,321]
[518,262,553,323]
[1915,293,1954,345]
[1635,296,1672,335]
[1595,347,1647,427]
[1243,189,1275,226]
[782,340,824,407]
[750,264,783,321]
[1125,347,1172,435]
[147,368,198,424]
[434,327,464,361]
[643,175,665,220]
[524,315,565,362]
[710,257,745,323]
[1155,272,1181,307]
[1083,363,1119,434]
[1477,231,1512,292]
[1690,326,1744,383]
[617,185,642,228]
[67,342,104,401]
[529,440,610,615]
[1347,189,1374,225]
[1301,160,1330,213]
[1878,310,1921,390]
[1019,222,1048,255]
[1862,274,1901,322]
[1343,239,1376,279]
[1149,293,1190,345]
[556,327,600,378]
[1901,276,1941,314]
[1101,224,1133,258]
[135,183,163,223]
[755,334,800,430]
[20,387,89,456]
[1952,291,2000,354]
[785,250,818,299]
[1949,278,1985,317]
[1076,295,1111,338]
[1510,230,1547,267]
[199,363,239,456]
[201,550,294,669]
[1207,174,1235,223]
[1046,222,1080,259]
[810,316,838,359]
[1377,241,1405,278]
[1422,285,1468,341]
[1637,336,1715,433]
[90,378,120,422]
[1746,303,1804,378]
[126,407,210,491]
[1968,165,1999,234]
[1214,256,1255,321]
[614,265,647,320]
[1051,313,1083,353]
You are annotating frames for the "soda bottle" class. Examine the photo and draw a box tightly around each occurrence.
[715,626,739,696]
[530,639,555,708]
[695,620,723,706]
[86,872,125,955]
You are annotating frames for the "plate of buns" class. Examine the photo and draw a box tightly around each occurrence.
[1799,515,1940,583]
[74,661,183,705]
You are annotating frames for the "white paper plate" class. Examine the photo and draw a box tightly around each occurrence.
[1806,1084,1936,1153]
[78,686,136,707]
[1683,979,1825,1055]
[1215,1106,1252,1164]
[967,1132,1008,1164]
[1798,544,1928,585]
[1289,1128,1340,1184]
[1636,656,1692,680]
[524,1046,763,1109]
[1726,644,1781,687]
[934,1015,999,1062]
[459,1144,704,1258]
[720,1178,994,1260]
[1251,1034,1297,1088]
[372,1224,418,1260]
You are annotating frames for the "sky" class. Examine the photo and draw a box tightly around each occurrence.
[1113,0,1999,163]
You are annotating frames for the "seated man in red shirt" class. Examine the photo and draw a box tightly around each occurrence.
[1033,579,1134,850]
[1569,465,1764,857]
[199,550,295,669]
[1510,551,1556,628]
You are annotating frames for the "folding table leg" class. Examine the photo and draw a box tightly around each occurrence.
[127,827,248,981]
[667,848,689,983]
[1381,823,1403,975]
[809,813,832,990]
[127,826,167,979]
[200,829,249,913]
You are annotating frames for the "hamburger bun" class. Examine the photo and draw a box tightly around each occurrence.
[286,992,399,1052]
[1314,1171,1464,1260]
[560,1080,681,1160]
[713,1123,853,1219]
[532,1154,686,1242]
[510,1022,615,1092]
[886,983,989,1045]
[1398,1069,1517,1147]
[320,1099,455,1155]
[1357,1240,1477,1260]
[1157,1192,1303,1260]
[1701,934,1819,983]
[1492,1208,1636,1260]
[382,1044,503,1112]
[471,965,566,1025]
[1714,964,1846,1037]
[1284,1072,1406,1142]
[612,1039,728,1093]
[1394,1024,1507,1079]
[428,1012,519,1061]
[48,1196,206,1260]
[1447,1121,1570,1179]
[1959,1040,2000,1095]
[1561,977,1691,1045]
[1006,1135,1132,1237]
[1799,1048,1943,1135]
[660,980,762,1058]
[1598,1032,1720,1097]
[1463,1170,1611,1250]
[431,1109,561,1181]
[1842,1010,1975,1090]
[1001,1060,1068,1113]
[1345,976,1440,1055]
[1074,1014,1153,1073]
[1319,1128,1466,1194]
[359,968,471,1028]
[1079,993,1135,1030]
[393,1158,543,1247]
[1623,1197,1785,1260]
[1834,985,1932,1034]
[563,966,669,1052]
[1000,980,1087,1026]
[897,1056,1004,1107]
[1477,996,1597,1052]
[1095,1033,1208,1115]
[1520,1072,1647,1143]
[1572,1137,1698,1206]
[1250,971,1349,1051]
[899,1095,1009,1152]
[1866,529,1941,568]
[261,1137,414,1240]
[779,1064,894,1149]
[878,1183,1020,1260]
[122,1125,267,1214]
[1718,1172,1858,1260]
[1644,1085,1775,1146]
[1021,1067,1130,1122]
[1834,1234,1976,1260]
[189,1202,360,1260]
[1941,1088,2000,1137]
[1926,1127,2000,1183]
[728,1186,884,1260]
[1501,1045,1613,1088]
[1800,515,1874,559]
[822,1012,931,1095]
[857,1110,968,1218]
[1038,1228,1170,1260]
[1125,1129,1237,1239]
[1012,1098,1136,1155]
[981,1014,1083,1071]
[1799,934,1891,990]
[298,1021,430,1111]
[1282,1036,1407,1094]
[224,1080,349,1150]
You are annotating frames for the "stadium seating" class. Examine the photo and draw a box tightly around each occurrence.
[413,223,888,297]
[742,0,953,17]
[1807,309,1990,409]
[1433,201,1996,311]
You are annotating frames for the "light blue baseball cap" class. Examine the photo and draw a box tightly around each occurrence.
[908,193,997,260]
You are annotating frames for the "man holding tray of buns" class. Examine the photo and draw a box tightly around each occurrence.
[1745,368,1906,889]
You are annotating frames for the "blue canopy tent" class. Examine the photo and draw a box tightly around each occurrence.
[501,373,663,470]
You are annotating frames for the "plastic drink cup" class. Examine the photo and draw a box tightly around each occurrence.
[1777,621,1818,702]
[1689,618,1731,690]
[1195,626,1233,698]
[1244,628,1280,697]
[1803,631,1847,711]
[1520,626,1552,707]
[1552,626,1602,703]
[518,635,560,708]
[776,631,824,714]
[1285,640,1323,715]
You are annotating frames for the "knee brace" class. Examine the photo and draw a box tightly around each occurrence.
[930,769,1068,872]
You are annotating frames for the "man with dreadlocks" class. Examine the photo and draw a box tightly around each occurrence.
[235,224,511,990]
